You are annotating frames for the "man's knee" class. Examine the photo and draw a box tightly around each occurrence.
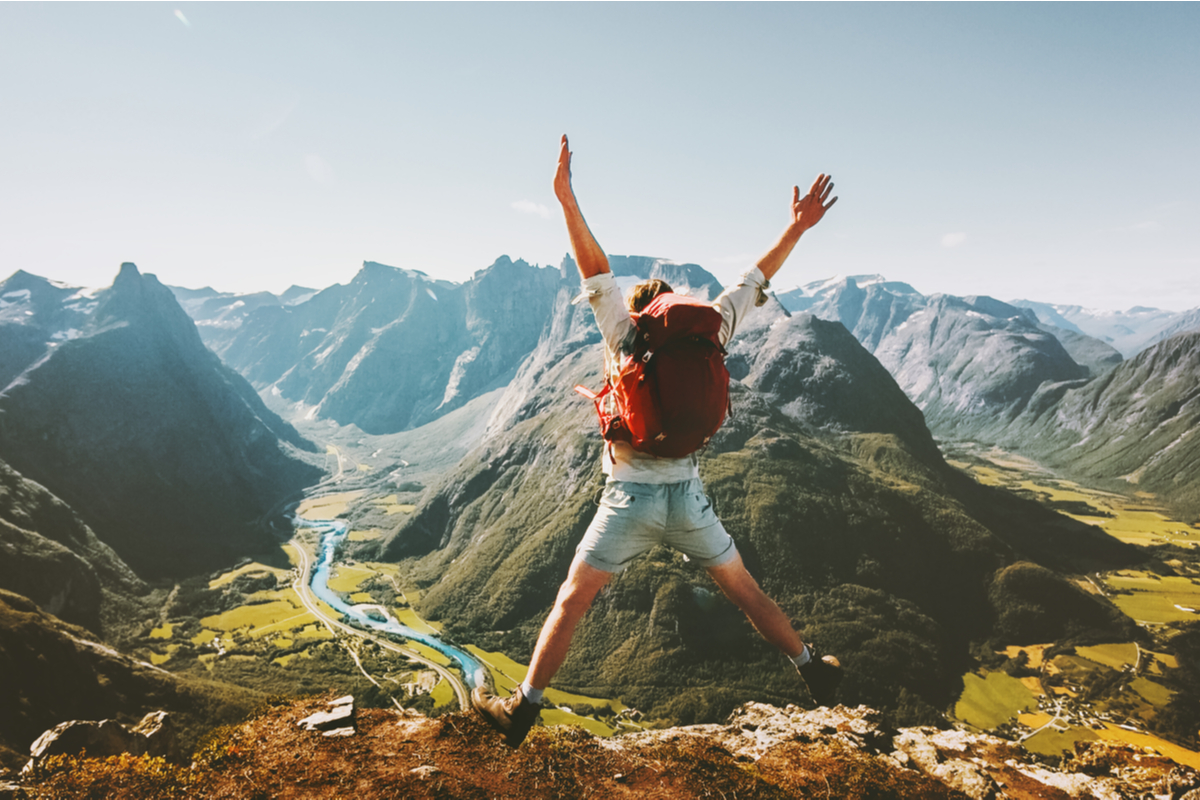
[554,559,611,614]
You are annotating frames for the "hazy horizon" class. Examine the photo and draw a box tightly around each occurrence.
[2,3,1197,312]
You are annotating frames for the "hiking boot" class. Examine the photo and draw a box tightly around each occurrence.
[797,646,842,707]
[471,685,541,748]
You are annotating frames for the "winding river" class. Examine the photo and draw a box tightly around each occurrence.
[296,516,486,690]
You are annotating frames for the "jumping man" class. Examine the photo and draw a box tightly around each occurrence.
[472,135,842,747]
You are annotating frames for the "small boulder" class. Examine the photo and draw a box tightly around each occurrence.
[298,696,356,735]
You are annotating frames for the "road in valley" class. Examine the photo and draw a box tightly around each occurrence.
[288,525,470,711]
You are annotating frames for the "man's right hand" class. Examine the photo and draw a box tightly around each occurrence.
[554,134,610,278]
[554,134,575,207]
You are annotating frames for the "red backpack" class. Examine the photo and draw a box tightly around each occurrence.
[575,292,731,458]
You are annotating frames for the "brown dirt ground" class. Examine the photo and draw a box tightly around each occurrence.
[23,695,969,799]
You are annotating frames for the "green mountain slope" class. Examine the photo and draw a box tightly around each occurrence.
[0,264,323,578]
[1012,329,1200,520]
[359,304,1138,725]
[0,589,261,772]
[0,457,147,636]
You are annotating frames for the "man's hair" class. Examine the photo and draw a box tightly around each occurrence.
[627,279,673,314]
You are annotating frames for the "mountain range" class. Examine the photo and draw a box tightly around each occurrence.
[773,274,1199,516]
[0,264,323,579]
[2,252,1198,769]
[310,260,1143,724]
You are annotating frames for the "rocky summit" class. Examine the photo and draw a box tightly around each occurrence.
[10,695,1196,799]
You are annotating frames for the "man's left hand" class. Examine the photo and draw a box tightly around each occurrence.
[791,174,837,233]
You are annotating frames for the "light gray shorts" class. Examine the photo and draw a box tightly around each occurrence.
[576,478,738,574]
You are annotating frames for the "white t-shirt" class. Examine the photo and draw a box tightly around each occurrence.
[579,267,768,483]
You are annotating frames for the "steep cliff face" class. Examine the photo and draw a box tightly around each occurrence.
[726,308,942,465]
[777,278,1102,441]
[0,270,97,390]
[873,294,1089,439]
[0,264,322,578]
[1010,298,1198,358]
[1013,330,1200,519]
[168,283,316,354]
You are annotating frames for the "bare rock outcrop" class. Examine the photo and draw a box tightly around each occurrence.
[297,695,356,737]
[21,710,179,776]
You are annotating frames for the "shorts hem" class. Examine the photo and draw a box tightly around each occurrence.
[687,537,738,568]
[579,551,624,574]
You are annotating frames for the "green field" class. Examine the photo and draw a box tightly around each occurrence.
[1023,725,1099,756]
[1130,677,1174,706]
[409,642,453,668]
[394,607,442,634]
[191,629,218,645]
[1100,571,1200,624]
[209,561,291,590]
[429,678,456,708]
[149,644,180,665]
[375,495,417,515]
[326,563,375,593]
[541,708,618,737]
[297,490,364,521]
[955,672,1036,730]
[1075,642,1138,670]
[950,446,1197,550]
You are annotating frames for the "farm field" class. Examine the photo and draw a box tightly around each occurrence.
[945,445,1199,551]
[1097,571,1200,625]
[945,444,1200,768]
[954,672,1036,730]
[296,491,364,521]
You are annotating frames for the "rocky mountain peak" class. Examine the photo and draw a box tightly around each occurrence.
[1,270,54,294]
[558,252,577,280]
[11,695,1189,798]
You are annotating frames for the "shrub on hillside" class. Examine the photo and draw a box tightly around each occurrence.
[987,562,1133,644]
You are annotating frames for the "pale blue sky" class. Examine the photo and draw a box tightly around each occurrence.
[2,3,1197,311]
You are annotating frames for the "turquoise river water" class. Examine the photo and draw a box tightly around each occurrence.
[296,515,486,690]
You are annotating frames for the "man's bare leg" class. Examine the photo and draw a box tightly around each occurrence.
[707,552,842,705]
[471,555,610,746]
[525,555,613,690]
[706,552,805,658]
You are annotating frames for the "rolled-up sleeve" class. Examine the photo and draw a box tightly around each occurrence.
[713,267,768,346]
[580,272,637,354]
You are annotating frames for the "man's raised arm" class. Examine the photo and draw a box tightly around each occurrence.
[755,174,837,281]
[554,135,610,279]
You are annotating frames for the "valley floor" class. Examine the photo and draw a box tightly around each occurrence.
[118,432,1200,774]
[944,443,1200,765]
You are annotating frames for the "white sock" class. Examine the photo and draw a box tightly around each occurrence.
[790,645,812,668]
[520,682,544,704]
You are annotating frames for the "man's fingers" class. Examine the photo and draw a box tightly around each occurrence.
[557,135,572,169]
[824,196,838,211]
[793,185,800,205]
